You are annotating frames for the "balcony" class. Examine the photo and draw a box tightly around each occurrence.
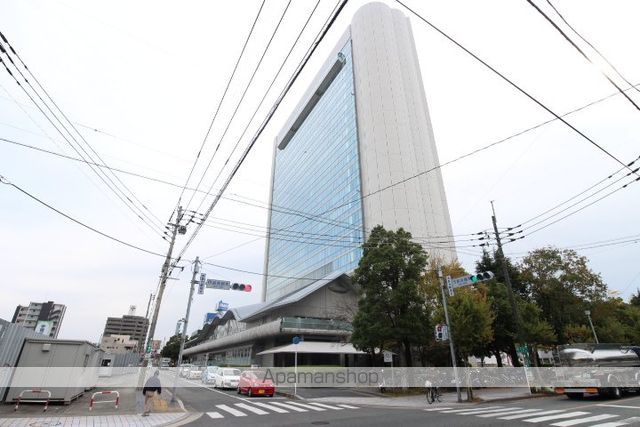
[280,317,353,333]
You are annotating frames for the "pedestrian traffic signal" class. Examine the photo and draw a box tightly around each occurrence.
[231,283,252,292]
[469,271,494,283]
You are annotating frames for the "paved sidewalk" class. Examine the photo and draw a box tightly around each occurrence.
[0,412,193,426]
[308,388,550,409]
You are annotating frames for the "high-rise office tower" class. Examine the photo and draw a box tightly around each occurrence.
[262,2,456,302]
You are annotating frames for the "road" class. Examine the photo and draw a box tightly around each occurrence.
[165,373,640,426]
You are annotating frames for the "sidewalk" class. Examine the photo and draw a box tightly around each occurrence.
[308,388,552,409]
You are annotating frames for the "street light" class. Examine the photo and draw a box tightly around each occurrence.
[584,310,599,344]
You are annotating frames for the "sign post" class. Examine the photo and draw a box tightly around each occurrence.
[439,269,462,403]
[292,336,301,396]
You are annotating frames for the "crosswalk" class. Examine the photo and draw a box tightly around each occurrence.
[424,405,640,426]
[206,400,357,419]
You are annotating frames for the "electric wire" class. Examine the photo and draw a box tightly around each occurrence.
[0,37,167,238]
[171,0,267,217]
[395,0,639,178]
[0,174,167,257]
[525,0,640,111]
[184,0,294,214]
[544,0,640,95]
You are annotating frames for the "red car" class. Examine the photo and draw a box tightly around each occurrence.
[237,370,275,397]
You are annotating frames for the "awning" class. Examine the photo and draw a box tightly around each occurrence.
[257,341,365,356]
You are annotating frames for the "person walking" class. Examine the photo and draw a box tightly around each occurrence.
[142,370,162,416]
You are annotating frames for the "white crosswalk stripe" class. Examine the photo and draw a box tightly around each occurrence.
[307,402,344,410]
[441,406,504,413]
[285,401,327,411]
[524,411,590,423]
[498,410,566,420]
[249,401,290,413]
[216,404,247,417]
[551,414,619,426]
[235,402,269,415]
[268,401,308,412]
[207,411,224,419]
[478,409,542,418]
[338,404,360,409]
[424,407,453,411]
[590,418,640,427]
[459,407,523,415]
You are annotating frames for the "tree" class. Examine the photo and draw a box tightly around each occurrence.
[630,289,640,307]
[351,226,430,367]
[519,247,607,343]
[160,335,183,362]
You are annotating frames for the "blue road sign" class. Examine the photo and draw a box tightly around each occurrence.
[292,336,301,345]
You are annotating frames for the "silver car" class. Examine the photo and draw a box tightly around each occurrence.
[201,366,219,384]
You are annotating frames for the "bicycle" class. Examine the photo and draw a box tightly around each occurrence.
[425,380,442,404]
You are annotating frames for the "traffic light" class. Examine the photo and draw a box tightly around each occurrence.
[469,271,495,283]
[231,283,253,292]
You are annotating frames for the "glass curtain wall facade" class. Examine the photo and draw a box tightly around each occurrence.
[265,41,363,302]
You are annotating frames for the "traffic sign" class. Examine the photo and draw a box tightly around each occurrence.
[446,276,454,296]
[435,324,449,341]
[292,336,301,345]
[206,279,231,290]
[197,273,206,295]
[383,350,393,363]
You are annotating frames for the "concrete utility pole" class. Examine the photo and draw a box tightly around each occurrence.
[145,206,184,359]
[144,293,154,320]
[585,310,599,343]
[490,201,523,343]
[438,267,462,403]
[171,256,200,403]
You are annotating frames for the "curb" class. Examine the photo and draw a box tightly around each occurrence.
[163,412,202,427]
[275,390,300,400]
[476,392,556,404]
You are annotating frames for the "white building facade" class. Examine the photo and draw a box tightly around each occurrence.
[263,3,456,302]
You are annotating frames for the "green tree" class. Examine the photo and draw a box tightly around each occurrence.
[160,335,183,362]
[519,247,607,343]
[630,289,640,307]
[351,226,430,367]
[445,286,494,363]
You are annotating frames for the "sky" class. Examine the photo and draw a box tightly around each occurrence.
[1,0,639,344]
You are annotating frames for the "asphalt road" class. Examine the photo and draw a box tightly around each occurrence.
[165,373,640,427]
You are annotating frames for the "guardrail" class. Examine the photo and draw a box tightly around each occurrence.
[14,389,52,412]
[89,390,120,411]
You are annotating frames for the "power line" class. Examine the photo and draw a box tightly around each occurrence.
[395,0,639,178]
[525,0,640,111]
[0,37,166,237]
[172,0,266,215]
[172,0,350,265]
[544,0,640,95]
[185,0,294,214]
[0,173,167,258]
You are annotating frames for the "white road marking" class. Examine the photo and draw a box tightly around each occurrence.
[338,404,359,409]
[216,404,247,417]
[284,401,327,411]
[441,406,504,413]
[207,411,224,419]
[307,402,344,410]
[424,407,453,411]
[589,417,640,427]
[524,411,590,423]
[499,410,565,420]
[459,407,523,415]
[235,402,269,415]
[597,404,640,410]
[477,409,541,418]
[551,414,619,426]
[249,400,290,413]
[269,401,308,412]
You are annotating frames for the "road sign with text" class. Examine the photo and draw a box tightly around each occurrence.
[206,279,231,290]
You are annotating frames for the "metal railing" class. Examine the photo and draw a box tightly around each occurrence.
[281,317,353,332]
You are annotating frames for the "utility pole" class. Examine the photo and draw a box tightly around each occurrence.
[144,206,184,361]
[585,310,599,343]
[491,201,523,341]
[438,267,462,403]
[171,256,200,403]
[144,293,154,320]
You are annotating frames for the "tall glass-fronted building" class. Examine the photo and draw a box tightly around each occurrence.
[263,2,456,302]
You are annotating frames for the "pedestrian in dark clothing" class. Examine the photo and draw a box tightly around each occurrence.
[142,370,161,416]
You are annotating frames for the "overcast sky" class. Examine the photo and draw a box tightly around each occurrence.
[1,0,639,343]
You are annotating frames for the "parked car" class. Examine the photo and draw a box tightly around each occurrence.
[214,368,241,389]
[179,364,193,377]
[202,366,219,384]
[238,370,275,397]
[187,366,202,379]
